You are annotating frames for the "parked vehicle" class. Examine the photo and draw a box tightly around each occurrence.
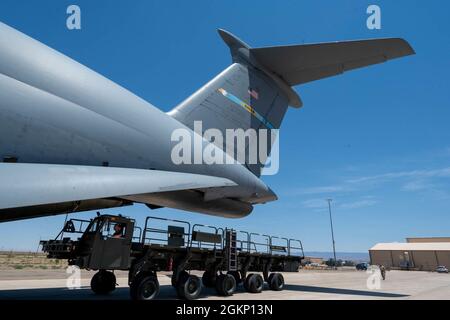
[41,214,305,300]
[436,266,449,273]
[356,262,369,271]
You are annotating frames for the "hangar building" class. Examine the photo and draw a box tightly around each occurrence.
[369,237,450,271]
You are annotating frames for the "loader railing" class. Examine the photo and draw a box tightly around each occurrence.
[139,216,304,257]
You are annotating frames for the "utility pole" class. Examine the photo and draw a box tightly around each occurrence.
[326,199,337,270]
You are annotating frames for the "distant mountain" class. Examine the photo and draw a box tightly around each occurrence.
[305,251,369,262]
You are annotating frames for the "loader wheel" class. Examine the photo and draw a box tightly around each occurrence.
[130,274,160,300]
[268,273,284,291]
[243,273,254,292]
[177,274,202,300]
[246,274,264,293]
[172,270,189,287]
[91,270,116,295]
[202,270,217,288]
[216,274,236,296]
[227,271,242,284]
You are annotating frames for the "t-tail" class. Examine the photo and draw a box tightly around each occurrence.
[168,29,415,176]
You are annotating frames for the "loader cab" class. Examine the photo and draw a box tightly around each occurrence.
[81,215,135,270]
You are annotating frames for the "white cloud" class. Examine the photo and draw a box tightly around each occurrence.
[301,199,328,209]
[301,197,378,211]
[346,167,450,184]
[293,167,450,197]
[294,185,348,195]
[294,167,450,212]
[339,199,378,209]
[402,180,433,191]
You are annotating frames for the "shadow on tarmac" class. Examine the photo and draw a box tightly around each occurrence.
[0,283,408,300]
[284,284,408,298]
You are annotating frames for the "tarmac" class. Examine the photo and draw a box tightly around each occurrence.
[0,268,449,300]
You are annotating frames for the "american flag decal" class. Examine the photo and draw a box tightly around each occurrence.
[248,88,259,100]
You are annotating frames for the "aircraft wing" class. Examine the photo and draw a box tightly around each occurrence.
[0,163,237,210]
[250,38,415,87]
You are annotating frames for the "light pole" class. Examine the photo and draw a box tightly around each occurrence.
[326,199,337,270]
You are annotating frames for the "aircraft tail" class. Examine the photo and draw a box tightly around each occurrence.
[168,29,414,176]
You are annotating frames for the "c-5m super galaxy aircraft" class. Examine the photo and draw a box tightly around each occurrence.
[0,22,414,222]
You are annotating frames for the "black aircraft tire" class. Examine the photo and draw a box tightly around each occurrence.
[91,271,116,295]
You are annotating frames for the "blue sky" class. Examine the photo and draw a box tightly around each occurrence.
[0,1,449,253]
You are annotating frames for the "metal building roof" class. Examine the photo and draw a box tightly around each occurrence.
[370,242,450,251]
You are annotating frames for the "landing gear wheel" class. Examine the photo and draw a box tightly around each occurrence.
[268,273,284,291]
[91,270,116,295]
[216,274,236,296]
[246,273,264,293]
[177,274,202,300]
[202,270,217,288]
[227,271,242,285]
[130,274,160,300]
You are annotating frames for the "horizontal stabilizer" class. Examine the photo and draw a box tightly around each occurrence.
[250,38,415,87]
[0,163,236,210]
